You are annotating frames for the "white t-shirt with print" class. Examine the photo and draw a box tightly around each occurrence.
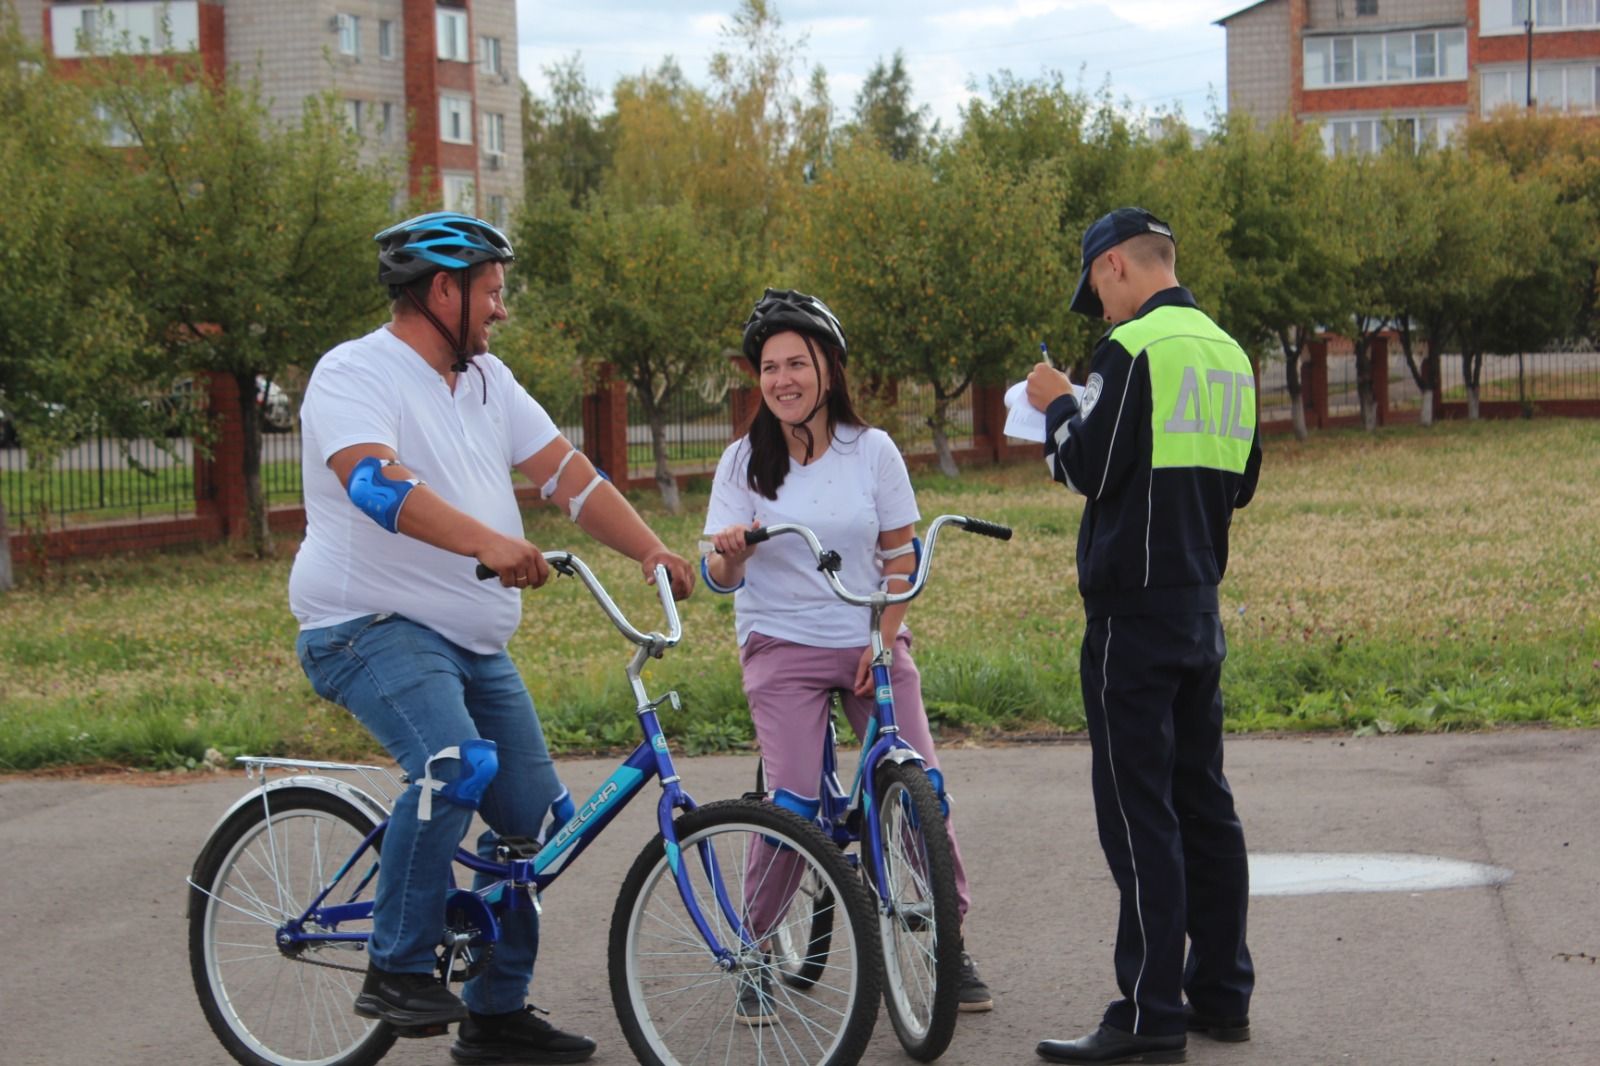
[703,426,921,648]
[289,326,560,653]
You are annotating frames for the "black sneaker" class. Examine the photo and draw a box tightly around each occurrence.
[736,969,776,1027]
[958,950,994,1012]
[352,964,468,1028]
[450,1005,597,1064]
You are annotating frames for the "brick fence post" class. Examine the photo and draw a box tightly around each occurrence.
[582,363,630,482]
[193,371,246,540]
[1307,338,1329,429]
[969,382,1008,463]
[1371,334,1390,426]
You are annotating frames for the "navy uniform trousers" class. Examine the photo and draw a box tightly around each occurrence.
[1079,609,1254,1038]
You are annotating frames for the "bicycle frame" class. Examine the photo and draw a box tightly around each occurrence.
[213,553,759,977]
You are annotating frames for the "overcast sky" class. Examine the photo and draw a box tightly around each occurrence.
[514,1,1244,131]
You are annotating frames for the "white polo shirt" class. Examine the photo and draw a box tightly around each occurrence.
[703,427,920,648]
[289,326,560,653]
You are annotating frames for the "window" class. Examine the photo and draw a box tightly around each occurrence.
[379,101,397,142]
[92,101,139,148]
[1484,63,1600,113]
[336,13,359,57]
[482,112,505,155]
[1483,0,1600,30]
[1356,0,1378,13]
[1304,29,1467,88]
[487,194,508,229]
[52,1,201,57]
[478,35,502,76]
[439,93,473,144]
[344,99,364,134]
[443,172,476,214]
[437,7,469,61]
[378,19,396,60]
[1320,113,1463,155]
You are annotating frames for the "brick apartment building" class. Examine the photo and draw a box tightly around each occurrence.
[13,0,523,224]
[1219,1,1600,152]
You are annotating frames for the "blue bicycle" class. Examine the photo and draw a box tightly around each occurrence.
[741,513,1012,1061]
[187,554,882,1066]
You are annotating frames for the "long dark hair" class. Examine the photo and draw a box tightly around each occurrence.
[743,332,865,500]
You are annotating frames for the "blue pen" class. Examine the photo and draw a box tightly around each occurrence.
[1039,340,1054,368]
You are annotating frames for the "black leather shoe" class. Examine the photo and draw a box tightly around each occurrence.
[1036,1024,1186,1064]
[352,964,468,1028]
[1185,1005,1251,1042]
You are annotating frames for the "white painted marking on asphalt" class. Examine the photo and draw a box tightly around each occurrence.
[1248,853,1513,896]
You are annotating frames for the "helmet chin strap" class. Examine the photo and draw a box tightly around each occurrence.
[402,268,474,372]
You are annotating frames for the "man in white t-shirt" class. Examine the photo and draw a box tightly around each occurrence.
[290,212,692,1064]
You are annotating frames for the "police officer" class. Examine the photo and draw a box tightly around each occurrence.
[1028,208,1261,1065]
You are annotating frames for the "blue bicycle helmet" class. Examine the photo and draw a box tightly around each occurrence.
[375,211,515,288]
[741,288,848,366]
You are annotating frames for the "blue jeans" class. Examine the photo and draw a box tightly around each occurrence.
[296,613,564,1015]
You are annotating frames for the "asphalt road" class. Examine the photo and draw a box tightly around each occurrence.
[3,731,1596,1066]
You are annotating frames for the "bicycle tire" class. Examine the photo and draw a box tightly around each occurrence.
[609,798,882,1066]
[872,761,963,1062]
[188,787,395,1066]
[753,758,838,990]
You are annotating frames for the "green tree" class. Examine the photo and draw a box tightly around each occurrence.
[1202,114,1352,438]
[955,73,1152,373]
[536,193,751,512]
[0,17,171,588]
[521,53,612,209]
[850,50,931,161]
[86,59,395,556]
[793,141,1068,476]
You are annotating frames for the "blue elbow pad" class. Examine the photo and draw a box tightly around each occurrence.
[347,455,420,533]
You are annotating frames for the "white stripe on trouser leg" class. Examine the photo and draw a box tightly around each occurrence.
[1099,620,1150,1032]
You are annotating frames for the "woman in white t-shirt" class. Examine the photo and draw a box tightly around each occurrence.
[702,289,992,1019]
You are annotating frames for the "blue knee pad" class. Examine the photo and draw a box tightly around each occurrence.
[416,738,499,822]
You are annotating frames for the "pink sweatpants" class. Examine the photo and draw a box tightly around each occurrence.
[738,630,972,936]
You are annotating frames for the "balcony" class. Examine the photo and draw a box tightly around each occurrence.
[51,1,201,59]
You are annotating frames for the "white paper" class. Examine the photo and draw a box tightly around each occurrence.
[1002,379,1047,443]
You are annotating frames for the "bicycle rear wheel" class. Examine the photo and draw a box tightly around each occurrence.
[873,762,963,1062]
[188,787,394,1066]
[609,799,881,1066]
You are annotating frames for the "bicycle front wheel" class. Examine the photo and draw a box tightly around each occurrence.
[609,799,881,1066]
[873,761,963,1062]
[187,787,394,1066]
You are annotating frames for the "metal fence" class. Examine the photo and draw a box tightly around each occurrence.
[0,435,197,529]
[13,353,1589,529]
[1257,350,1600,423]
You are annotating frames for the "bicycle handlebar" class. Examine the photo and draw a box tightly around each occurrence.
[477,553,682,651]
[743,513,1012,609]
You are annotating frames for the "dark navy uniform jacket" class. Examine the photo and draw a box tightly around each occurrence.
[1043,287,1262,620]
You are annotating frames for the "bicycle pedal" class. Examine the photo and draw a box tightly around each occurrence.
[392,1022,451,1039]
[494,835,540,860]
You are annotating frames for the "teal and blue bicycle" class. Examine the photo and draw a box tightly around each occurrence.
[186,554,882,1066]
[741,513,1012,1061]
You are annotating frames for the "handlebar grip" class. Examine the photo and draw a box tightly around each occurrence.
[961,517,1013,541]
[476,563,497,581]
[743,527,771,546]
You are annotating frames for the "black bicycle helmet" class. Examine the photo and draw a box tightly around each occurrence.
[374,211,515,288]
[741,288,847,365]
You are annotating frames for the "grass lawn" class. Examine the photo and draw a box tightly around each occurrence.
[2,418,1597,771]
